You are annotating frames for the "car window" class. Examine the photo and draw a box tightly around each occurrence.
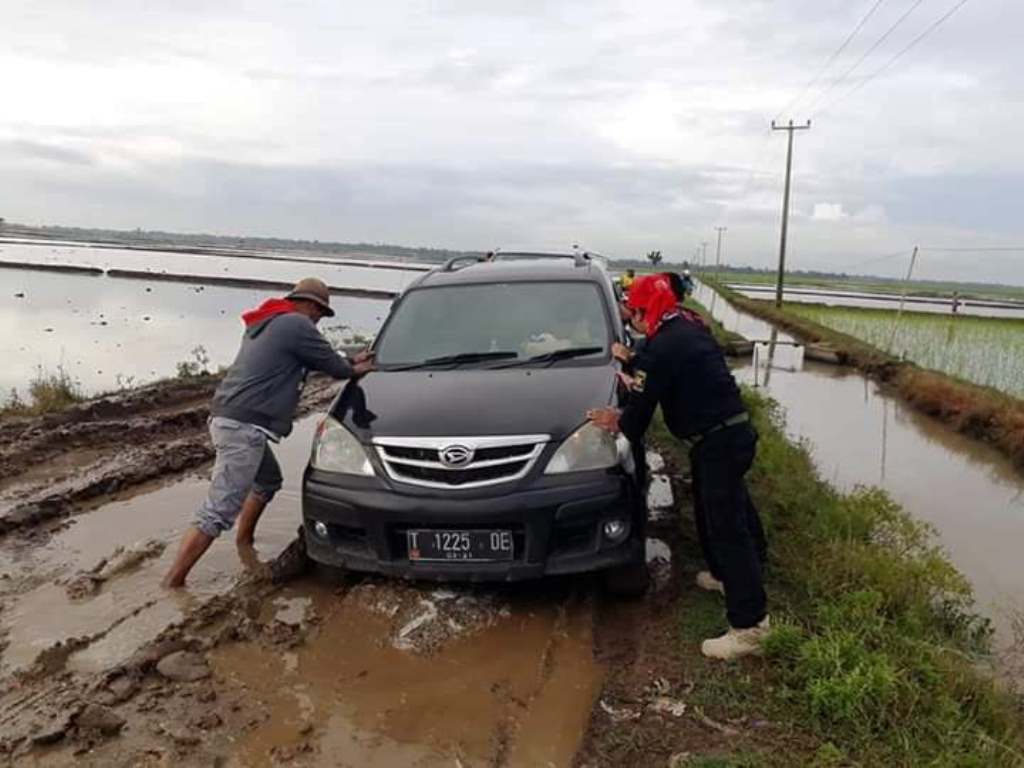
[375,281,611,366]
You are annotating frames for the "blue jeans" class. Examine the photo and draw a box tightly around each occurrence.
[193,417,283,538]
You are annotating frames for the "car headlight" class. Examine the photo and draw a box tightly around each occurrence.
[545,422,618,474]
[310,417,374,475]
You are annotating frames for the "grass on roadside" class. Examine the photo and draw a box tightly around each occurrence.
[2,364,84,417]
[652,389,1023,767]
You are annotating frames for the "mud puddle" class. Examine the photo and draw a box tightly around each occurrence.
[212,580,601,767]
[0,417,321,678]
[0,413,613,766]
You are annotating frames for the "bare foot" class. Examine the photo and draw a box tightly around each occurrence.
[237,542,271,581]
[161,574,185,589]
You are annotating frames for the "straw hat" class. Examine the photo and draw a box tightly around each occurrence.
[286,277,335,317]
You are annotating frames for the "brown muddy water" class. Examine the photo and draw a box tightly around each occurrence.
[0,410,609,765]
[697,283,1024,648]
[0,416,324,677]
[213,585,600,767]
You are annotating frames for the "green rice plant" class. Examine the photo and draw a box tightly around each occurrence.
[787,304,1024,398]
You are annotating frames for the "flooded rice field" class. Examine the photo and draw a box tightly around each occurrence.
[728,282,1024,319]
[787,303,1024,398]
[697,283,1024,648]
[0,240,426,295]
[1,267,390,398]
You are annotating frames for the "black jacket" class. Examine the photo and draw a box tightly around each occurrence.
[619,316,744,443]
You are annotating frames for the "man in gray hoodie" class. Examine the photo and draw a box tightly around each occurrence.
[162,278,374,588]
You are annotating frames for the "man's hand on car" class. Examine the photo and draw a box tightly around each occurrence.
[587,406,621,434]
[611,342,633,364]
[352,352,376,377]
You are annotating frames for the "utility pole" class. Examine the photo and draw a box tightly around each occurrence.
[714,226,727,274]
[887,246,919,355]
[771,119,811,307]
[700,240,708,271]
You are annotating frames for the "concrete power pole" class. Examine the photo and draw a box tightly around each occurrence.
[771,119,811,307]
[700,241,708,271]
[714,227,727,274]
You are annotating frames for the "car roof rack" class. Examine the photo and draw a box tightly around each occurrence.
[440,255,485,271]
[495,251,592,267]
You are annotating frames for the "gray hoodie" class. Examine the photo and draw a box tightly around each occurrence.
[211,312,353,437]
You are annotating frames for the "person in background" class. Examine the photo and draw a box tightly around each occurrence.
[620,268,636,294]
[680,268,695,296]
[162,278,374,588]
[592,274,769,660]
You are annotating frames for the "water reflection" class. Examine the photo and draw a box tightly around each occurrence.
[0,241,421,296]
[1,268,388,396]
[709,286,1024,646]
[729,283,1024,320]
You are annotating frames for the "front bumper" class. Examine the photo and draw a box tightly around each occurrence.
[301,469,644,582]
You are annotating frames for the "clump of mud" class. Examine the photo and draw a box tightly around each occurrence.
[346,581,512,654]
[64,538,167,599]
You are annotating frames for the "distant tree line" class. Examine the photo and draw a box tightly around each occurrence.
[3,222,480,264]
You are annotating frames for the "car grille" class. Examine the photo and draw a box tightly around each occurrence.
[374,435,550,489]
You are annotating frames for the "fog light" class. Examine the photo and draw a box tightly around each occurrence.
[603,519,629,543]
[313,521,329,539]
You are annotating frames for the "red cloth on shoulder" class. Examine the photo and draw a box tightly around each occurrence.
[241,298,298,327]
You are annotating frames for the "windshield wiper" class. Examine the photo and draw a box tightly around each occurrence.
[489,346,605,369]
[382,351,519,371]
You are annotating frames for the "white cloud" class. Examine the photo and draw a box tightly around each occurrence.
[1,0,1022,282]
[812,203,847,222]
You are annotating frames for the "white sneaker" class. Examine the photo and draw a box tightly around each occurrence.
[695,570,725,595]
[701,616,770,661]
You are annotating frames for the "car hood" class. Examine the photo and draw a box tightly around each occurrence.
[331,365,617,441]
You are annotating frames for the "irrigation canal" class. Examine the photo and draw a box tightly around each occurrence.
[697,283,1024,653]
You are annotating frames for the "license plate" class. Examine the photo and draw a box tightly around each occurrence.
[407,529,514,563]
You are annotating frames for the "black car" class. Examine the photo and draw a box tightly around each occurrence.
[301,252,649,594]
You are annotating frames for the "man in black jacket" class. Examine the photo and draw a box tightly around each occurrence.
[590,274,769,660]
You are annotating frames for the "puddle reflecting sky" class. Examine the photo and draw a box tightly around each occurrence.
[729,283,1024,319]
[1,267,390,396]
[0,241,422,294]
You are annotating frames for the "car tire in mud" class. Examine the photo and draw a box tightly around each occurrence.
[602,561,650,599]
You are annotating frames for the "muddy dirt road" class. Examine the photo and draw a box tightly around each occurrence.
[0,380,691,767]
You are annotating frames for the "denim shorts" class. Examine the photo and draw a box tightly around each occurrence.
[193,417,283,538]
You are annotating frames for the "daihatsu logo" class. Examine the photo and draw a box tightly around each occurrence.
[439,444,475,468]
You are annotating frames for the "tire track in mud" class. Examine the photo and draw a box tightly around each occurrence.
[0,385,610,767]
[0,375,338,540]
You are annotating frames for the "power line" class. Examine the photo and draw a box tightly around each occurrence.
[773,0,889,121]
[819,0,972,114]
[804,0,928,114]
[921,245,1024,252]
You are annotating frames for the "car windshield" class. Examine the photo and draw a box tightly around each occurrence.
[375,281,612,368]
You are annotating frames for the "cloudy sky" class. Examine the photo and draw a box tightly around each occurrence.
[3,0,1022,282]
